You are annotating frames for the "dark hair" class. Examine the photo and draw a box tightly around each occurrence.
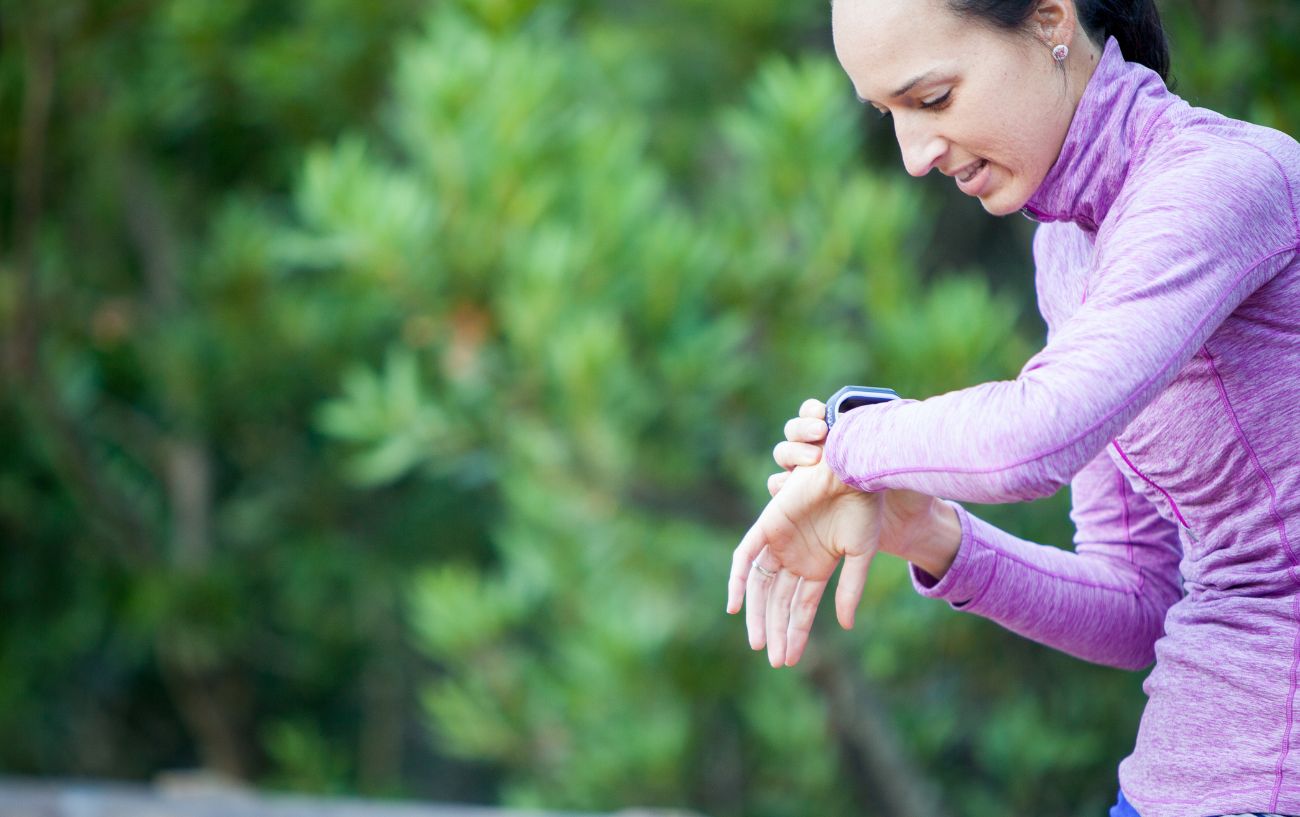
[948,0,1171,82]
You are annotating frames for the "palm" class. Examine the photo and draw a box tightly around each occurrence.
[727,396,945,667]
[727,458,886,667]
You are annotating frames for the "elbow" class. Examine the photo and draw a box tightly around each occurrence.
[1085,631,1158,671]
[1054,628,1157,671]
[1095,596,1174,671]
[1104,647,1157,672]
[997,469,1071,503]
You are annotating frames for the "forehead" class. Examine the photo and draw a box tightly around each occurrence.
[832,0,983,100]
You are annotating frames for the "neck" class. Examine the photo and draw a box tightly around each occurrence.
[1064,35,1104,119]
[1022,35,1181,230]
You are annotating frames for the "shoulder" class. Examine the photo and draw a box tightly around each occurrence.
[1114,112,1300,250]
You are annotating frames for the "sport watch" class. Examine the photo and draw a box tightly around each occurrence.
[824,385,900,429]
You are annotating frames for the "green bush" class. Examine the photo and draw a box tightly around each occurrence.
[4,1,1297,815]
[297,8,1126,816]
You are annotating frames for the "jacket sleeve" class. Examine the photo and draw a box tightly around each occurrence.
[824,154,1298,503]
[911,449,1183,670]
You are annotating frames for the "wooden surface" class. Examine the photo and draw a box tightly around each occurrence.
[0,779,704,817]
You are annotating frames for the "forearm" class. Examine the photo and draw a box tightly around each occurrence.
[884,498,962,580]
[909,502,1181,670]
[824,382,1115,504]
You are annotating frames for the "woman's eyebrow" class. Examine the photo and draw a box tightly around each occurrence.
[854,69,943,106]
[889,70,941,98]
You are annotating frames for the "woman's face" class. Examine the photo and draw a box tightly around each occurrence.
[832,0,1087,216]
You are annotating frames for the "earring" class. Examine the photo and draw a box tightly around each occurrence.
[1052,43,1069,62]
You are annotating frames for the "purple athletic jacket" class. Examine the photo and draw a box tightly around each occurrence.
[824,37,1300,815]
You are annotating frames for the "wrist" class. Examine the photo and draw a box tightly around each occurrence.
[893,500,962,579]
[814,457,857,499]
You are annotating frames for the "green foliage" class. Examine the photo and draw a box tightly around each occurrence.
[291,7,1095,816]
[1165,3,1300,135]
[3,0,1297,815]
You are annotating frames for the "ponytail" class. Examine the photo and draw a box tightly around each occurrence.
[948,0,1171,83]
[1077,0,1169,82]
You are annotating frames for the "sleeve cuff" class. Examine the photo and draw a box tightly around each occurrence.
[909,500,999,610]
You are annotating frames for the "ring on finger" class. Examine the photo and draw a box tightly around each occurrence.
[753,563,777,579]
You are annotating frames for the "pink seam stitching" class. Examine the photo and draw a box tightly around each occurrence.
[1219,133,1300,239]
[977,538,1138,595]
[850,246,1299,488]
[1201,342,1300,806]
[1121,98,1179,187]
[1277,594,1300,811]
[1115,464,1145,595]
[1202,345,1299,573]
[1118,465,1133,563]
[1111,440,1190,529]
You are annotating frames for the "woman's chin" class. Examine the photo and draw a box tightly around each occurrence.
[978,186,1030,217]
[980,196,1018,216]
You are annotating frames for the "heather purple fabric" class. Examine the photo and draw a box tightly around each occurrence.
[824,37,1300,816]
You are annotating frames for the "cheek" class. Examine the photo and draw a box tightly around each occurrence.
[979,92,1070,203]
[960,120,1060,215]
[963,68,1065,169]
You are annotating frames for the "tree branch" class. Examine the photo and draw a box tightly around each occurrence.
[808,654,952,817]
[3,15,157,566]
[6,16,55,379]
[121,156,213,571]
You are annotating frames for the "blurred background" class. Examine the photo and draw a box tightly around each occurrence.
[1,1,1297,815]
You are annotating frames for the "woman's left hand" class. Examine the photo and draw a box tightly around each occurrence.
[726,457,883,668]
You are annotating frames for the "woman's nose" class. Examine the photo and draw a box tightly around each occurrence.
[895,116,948,177]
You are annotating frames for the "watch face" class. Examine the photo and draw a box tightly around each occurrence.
[838,394,896,412]
[826,385,899,428]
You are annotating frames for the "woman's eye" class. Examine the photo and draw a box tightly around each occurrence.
[919,91,953,110]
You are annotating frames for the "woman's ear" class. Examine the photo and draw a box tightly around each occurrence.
[1030,0,1080,49]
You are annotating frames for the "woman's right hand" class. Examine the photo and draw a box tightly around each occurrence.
[769,399,955,575]
[727,397,962,666]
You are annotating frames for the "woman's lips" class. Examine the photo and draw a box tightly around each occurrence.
[955,159,990,196]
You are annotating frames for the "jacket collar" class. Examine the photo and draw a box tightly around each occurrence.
[1021,36,1176,232]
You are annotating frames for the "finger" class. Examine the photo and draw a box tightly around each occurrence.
[727,521,767,614]
[766,569,799,668]
[835,551,875,630]
[746,549,777,650]
[784,416,829,444]
[733,465,810,613]
[799,398,827,420]
[773,440,822,470]
[784,577,828,667]
[767,471,790,497]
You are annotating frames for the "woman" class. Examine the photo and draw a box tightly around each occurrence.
[724,0,1300,815]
